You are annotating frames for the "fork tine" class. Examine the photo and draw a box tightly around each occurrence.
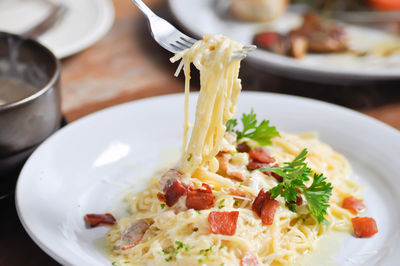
[170,42,188,51]
[180,36,197,45]
[176,40,191,49]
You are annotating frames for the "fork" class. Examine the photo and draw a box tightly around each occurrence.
[130,0,255,58]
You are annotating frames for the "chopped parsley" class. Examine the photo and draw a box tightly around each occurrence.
[160,203,166,209]
[187,154,193,162]
[233,201,240,207]
[112,262,117,266]
[163,241,190,262]
[199,245,213,262]
[226,109,280,146]
[218,199,225,209]
[260,149,333,223]
[196,210,201,214]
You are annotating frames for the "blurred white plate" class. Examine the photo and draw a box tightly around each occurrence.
[0,0,114,58]
[16,92,400,265]
[168,0,400,82]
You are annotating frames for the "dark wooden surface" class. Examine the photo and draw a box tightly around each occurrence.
[1,0,399,265]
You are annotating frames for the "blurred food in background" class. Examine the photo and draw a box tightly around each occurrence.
[293,0,400,11]
[230,0,289,22]
[254,13,348,58]
[250,0,400,59]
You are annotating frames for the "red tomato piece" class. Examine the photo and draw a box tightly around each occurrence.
[369,0,400,10]
[342,196,365,215]
[253,32,279,48]
[249,149,276,164]
[164,180,186,207]
[352,217,378,238]
[186,183,215,210]
[260,198,279,225]
[241,251,260,266]
[84,213,116,228]
[208,211,239,236]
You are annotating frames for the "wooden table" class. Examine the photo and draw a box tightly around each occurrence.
[1,0,399,265]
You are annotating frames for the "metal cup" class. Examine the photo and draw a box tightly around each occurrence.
[0,31,62,198]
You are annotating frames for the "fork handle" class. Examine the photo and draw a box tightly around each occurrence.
[130,0,156,19]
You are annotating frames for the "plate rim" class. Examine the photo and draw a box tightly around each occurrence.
[168,0,400,81]
[41,0,115,59]
[15,91,400,265]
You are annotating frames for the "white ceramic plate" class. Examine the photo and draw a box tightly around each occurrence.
[16,92,400,265]
[168,0,400,82]
[0,0,114,58]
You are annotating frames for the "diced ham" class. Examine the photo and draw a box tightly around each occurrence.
[352,217,378,238]
[237,142,251,153]
[208,211,239,236]
[249,149,276,164]
[252,189,279,225]
[157,178,187,207]
[84,213,116,228]
[241,251,260,266]
[342,196,365,215]
[119,220,149,250]
[186,183,215,210]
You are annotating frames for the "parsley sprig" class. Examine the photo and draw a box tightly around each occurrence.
[260,149,333,223]
[226,109,280,146]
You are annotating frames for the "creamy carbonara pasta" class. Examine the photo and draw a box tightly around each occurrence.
[103,34,371,266]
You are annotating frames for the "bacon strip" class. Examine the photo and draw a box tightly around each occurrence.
[352,217,378,238]
[248,160,270,171]
[186,183,215,210]
[160,180,186,207]
[260,197,279,225]
[252,189,271,216]
[241,251,260,266]
[252,189,279,225]
[119,220,149,250]
[248,157,283,183]
[236,142,251,153]
[84,213,116,228]
[249,149,276,164]
[208,211,239,236]
[342,196,365,215]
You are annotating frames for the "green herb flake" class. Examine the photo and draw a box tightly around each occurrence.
[187,154,193,162]
[234,201,239,207]
[160,203,166,209]
[112,262,117,266]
